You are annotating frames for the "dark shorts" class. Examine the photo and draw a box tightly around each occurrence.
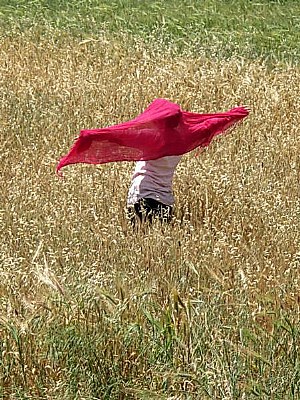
[127,198,173,226]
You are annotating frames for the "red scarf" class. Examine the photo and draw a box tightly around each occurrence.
[57,98,249,173]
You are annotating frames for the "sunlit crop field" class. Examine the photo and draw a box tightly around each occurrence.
[1,1,300,399]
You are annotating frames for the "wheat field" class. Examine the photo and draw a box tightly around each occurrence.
[0,27,300,399]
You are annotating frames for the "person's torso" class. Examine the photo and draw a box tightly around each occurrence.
[127,156,182,206]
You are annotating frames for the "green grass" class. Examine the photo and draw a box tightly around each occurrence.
[0,0,300,61]
[2,287,299,398]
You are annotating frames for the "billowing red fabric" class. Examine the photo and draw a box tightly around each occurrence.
[57,98,249,173]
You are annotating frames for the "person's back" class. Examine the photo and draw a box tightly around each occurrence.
[127,155,182,225]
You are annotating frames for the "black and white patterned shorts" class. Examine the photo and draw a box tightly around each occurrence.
[127,198,173,226]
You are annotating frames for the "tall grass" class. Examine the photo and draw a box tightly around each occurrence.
[0,7,300,400]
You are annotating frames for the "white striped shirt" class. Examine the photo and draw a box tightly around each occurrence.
[127,155,182,206]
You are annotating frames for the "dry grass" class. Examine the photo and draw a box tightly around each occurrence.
[0,32,300,399]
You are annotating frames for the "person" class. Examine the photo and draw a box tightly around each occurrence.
[127,155,182,226]
[56,99,249,226]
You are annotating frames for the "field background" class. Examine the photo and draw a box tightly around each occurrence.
[1,1,300,399]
